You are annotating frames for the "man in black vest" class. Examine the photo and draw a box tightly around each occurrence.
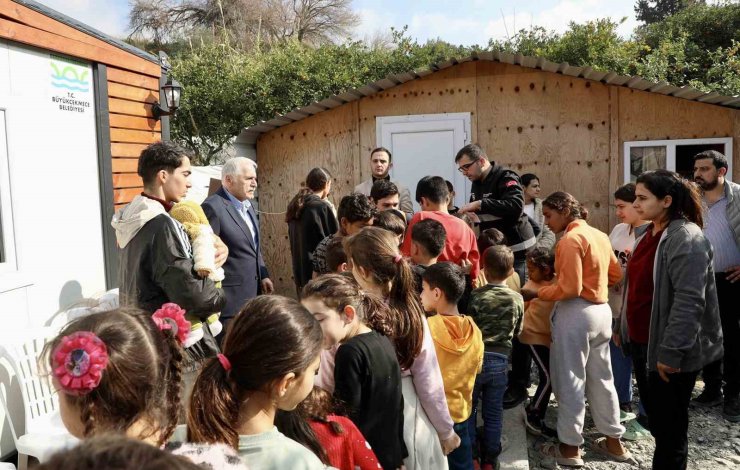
[456,143,536,409]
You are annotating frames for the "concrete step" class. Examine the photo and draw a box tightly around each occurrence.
[500,404,530,470]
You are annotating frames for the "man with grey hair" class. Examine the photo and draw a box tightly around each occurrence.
[202,157,273,335]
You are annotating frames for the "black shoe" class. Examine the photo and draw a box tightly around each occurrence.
[525,414,558,438]
[503,387,527,409]
[723,395,740,423]
[692,388,723,408]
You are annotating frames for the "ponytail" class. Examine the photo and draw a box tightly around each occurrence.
[343,227,424,370]
[159,329,185,445]
[542,191,588,221]
[389,257,424,369]
[187,296,323,449]
[187,358,240,448]
[636,170,704,228]
[286,167,332,222]
[360,293,395,338]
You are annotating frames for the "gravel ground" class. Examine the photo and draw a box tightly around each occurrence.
[526,379,740,469]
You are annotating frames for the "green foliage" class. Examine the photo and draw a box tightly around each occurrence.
[634,0,703,25]
[169,29,473,163]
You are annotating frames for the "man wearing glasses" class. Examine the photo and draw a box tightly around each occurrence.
[456,143,536,410]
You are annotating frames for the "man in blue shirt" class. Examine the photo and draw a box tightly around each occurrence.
[692,150,740,423]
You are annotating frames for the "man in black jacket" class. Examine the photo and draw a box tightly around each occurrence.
[456,143,536,409]
[112,142,227,373]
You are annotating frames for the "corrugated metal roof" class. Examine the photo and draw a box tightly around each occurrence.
[237,51,740,145]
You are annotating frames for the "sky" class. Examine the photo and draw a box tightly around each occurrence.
[35,0,639,45]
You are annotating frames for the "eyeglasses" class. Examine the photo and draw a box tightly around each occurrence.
[458,160,477,173]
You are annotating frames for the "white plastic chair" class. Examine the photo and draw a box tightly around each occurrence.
[0,327,78,469]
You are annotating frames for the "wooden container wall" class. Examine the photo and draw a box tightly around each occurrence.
[0,0,161,210]
[257,60,740,296]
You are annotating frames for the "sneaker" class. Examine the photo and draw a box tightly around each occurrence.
[503,387,528,409]
[622,419,651,441]
[636,413,650,431]
[723,395,740,423]
[525,415,558,438]
[692,388,723,408]
[619,409,637,423]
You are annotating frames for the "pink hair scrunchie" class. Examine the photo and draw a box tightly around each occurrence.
[217,353,232,372]
[394,254,402,264]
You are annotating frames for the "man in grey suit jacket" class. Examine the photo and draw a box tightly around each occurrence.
[354,147,414,219]
[202,157,273,332]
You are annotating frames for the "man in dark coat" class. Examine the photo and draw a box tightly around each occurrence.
[112,141,226,374]
[202,157,272,333]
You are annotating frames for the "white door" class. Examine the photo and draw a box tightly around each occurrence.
[377,113,471,212]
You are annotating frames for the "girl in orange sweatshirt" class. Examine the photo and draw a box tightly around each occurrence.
[522,192,631,468]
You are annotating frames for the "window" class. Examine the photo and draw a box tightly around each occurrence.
[0,109,17,273]
[624,137,733,183]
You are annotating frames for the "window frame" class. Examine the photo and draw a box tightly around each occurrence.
[0,108,17,274]
[624,137,733,184]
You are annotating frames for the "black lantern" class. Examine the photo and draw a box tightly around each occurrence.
[152,77,182,120]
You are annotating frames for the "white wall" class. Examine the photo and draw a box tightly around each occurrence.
[0,40,107,328]
[0,39,109,460]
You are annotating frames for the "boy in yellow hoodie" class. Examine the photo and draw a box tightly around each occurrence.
[421,261,484,470]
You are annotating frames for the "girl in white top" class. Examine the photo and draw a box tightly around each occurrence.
[188,296,327,470]
[344,227,458,470]
[609,183,649,440]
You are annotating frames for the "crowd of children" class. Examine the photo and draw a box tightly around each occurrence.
[39,160,726,470]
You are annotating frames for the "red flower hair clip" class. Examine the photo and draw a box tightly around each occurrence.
[152,303,190,345]
[52,331,109,396]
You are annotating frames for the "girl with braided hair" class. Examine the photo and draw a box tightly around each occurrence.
[47,306,186,446]
[301,273,404,469]
[45,305,243,468]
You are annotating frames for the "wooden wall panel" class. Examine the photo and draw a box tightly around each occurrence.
[358,61,478,182]
[110,128,160,143]
[108,66,159,90]
[618,88,737,180]
[109,98,155,117]
[109,114,161,131]
[256,102,360,296]
[112,158,139,173]
[475,61,612,230]
[0,0,157,76]
[0,17,158,76]
[108,72,161,207]
[111,143,149,157]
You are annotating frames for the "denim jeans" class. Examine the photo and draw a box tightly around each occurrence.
[609,337,633,405]
[448,417,473,470]
[468,352,508,463]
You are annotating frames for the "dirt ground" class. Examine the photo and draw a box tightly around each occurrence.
[526,379,740,469]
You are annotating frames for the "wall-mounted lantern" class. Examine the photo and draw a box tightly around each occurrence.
[152,77,182,120]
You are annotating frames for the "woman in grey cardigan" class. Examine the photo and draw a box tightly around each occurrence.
[521,174,556,251]
[617,170,723,470]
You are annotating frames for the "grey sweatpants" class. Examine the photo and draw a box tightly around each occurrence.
[550,297,624,446]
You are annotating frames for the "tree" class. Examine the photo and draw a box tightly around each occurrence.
[128,0,357,50]
[170,42,255,165]
[489,19,639,75]
[634,0,704,25]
